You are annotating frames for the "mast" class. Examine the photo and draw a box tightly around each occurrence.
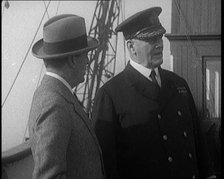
[74,0,122,115]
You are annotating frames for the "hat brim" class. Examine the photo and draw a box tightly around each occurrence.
[32,36,99,59]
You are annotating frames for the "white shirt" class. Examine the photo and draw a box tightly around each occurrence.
[129,58,161,86]
[46,72,74,94]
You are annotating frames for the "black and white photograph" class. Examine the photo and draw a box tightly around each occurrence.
[2,0,221,179]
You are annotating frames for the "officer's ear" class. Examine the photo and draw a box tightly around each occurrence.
[127,40,137,56]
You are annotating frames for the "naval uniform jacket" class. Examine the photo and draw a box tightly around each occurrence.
[93,63,213,179]
[28,75,105,179]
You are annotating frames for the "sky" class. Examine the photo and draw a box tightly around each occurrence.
[2,0,172,151]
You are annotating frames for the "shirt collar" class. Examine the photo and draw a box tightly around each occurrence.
[46,72,73,94]
[129,58,159,79]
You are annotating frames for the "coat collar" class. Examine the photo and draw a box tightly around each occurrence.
[41,74,76,103]
[123,63,160,100]
[123,63,178,109]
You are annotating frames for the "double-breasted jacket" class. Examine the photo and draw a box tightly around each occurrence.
[93,63,213,179]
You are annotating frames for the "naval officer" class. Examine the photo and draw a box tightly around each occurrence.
[93,7,216,179]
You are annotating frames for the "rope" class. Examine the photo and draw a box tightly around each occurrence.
[174,0,200,69]
[43,0,50,19]
[35,0,61,90]
[121,0,126,66]
[22,0,62,142]
[33,0,53,88]
[55,0,61,15]
[35,0,60,90]
[1,1,51,108]
[173,0,207,117]
[22,1,56,142]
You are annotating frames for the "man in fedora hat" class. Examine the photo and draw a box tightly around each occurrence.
[28,14,104,179]
[93,7,216,179]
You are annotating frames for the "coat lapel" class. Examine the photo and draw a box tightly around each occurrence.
[123,64,178,108]
[72,99,103,151]
[158,67,178,110]
[124,63,160,101]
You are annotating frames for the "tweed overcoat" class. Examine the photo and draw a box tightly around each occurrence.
[28,75,105,179]
[93,63,213,179]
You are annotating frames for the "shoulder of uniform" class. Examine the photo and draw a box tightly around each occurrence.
[102,71,125,88]
[97,71,126,95]
[162,69,187,84]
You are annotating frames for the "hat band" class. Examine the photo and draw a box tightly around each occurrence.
[130,24,166,40]
[134,27,166,40]
[43,34,88,55]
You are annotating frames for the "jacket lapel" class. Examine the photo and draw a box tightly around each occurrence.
[158,67,178,110]
[124,63,160,101]
[72,99,103,151]
[123,64,178,108]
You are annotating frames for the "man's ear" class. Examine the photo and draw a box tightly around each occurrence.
[127,40,137,56]
[68,55,77,68]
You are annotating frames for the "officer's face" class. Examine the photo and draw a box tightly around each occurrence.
[132,35,163,69]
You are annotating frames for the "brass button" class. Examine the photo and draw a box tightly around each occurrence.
[168,156,173,162]
[189,153,192,158]
[177,110,182,116]
[158,114,162,119]
[183,131,187,137]
[163,135,168,141]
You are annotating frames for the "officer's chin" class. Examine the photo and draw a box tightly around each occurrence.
[152,58,163,68]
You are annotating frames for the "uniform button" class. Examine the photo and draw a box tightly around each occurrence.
[189,153,192,158]
[183,131,187,137]
[158,114,162,119]
[192,175,195,179]
[163,135,168,141]
[177,110,182,116]
[168,156,173,162]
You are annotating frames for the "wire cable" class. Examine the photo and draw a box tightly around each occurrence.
[174,0,200,69]
[2,1,51,108]
[43,0,50,19]
[121,0,126,66]
[22,0,62,142]
[35,0,60,89]
[55,0,61,15]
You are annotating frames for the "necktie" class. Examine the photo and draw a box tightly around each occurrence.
[150,70,160,88]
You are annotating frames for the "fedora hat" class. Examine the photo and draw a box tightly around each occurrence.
[115,7,166,40]
[32,14,99,59]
